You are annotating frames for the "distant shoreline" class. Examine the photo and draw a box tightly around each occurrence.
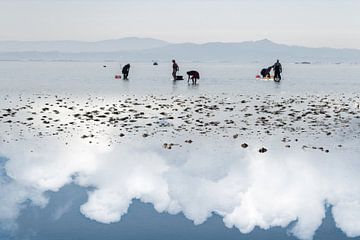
[0,59,358,65]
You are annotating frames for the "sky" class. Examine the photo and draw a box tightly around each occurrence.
[0,0,359,49]
[11,186,354,240]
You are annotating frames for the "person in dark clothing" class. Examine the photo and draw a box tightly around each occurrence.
[172,60,179,80]
[187,70,200,85]
[273,60,282,81]
[260,66,273,78]
[122,64,131,80]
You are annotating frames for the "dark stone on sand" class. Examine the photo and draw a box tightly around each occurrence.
[259,147,267,153]
[241,143,248,148]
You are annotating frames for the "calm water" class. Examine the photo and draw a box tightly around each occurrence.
[1,61,360,240]
[0,61,359,95]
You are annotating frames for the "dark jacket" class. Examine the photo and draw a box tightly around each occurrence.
[273,62,282,73]
[122,64,130,74]
[187,70,200,79]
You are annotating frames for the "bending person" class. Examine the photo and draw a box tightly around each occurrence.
[122,64,131,80]
[260,66,272,78]
[187,70,200,85]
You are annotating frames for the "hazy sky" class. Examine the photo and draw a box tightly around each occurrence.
[0,0,359,49]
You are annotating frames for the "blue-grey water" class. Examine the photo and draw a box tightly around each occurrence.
[13,184,352,240]
[0,61,359,95]
[0,61,360,240]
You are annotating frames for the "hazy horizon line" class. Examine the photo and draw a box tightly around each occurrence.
[1,37,360,51]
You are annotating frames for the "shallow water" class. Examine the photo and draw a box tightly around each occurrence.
[0,61,360,95]
[0,61,360,240]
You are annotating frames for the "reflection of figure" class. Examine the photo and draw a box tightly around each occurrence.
[260,66,273,78]
[122,64,131,80]
[273,60,282,81]
[187,70,200,85]
[172,60,179,80]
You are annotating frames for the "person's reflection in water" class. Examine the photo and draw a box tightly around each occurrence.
[187,82,199,91]
[171,78,179,94]
[121,76,131,93]
[273,78,281,90]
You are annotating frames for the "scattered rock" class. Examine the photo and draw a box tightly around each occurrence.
[241,143,248,148]
[259,147,267,153]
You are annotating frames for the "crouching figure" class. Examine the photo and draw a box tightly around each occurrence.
[187,70,200,85]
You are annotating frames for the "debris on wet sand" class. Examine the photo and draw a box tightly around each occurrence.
[1,93,359,153]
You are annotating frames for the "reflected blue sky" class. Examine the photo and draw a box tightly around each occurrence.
[11,185,355,240]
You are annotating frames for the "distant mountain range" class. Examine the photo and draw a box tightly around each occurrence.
[0,38,359,63]
[0,37,170,52]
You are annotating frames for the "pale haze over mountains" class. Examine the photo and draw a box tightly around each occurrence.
[0,37,360,63]
[0,37,170,52]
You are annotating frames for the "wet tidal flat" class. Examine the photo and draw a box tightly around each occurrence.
[1,93,359,153]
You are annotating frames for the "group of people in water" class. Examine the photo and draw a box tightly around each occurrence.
[120,59,200,85]
[172,59,200,85]
[260,60,283,81]
[120,59,283,84]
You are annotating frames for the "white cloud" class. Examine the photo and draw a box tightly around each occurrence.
[0,137,360,240]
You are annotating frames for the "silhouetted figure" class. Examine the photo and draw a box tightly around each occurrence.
[260,66,273,78]
[122,64,131,80]
[187,70,200,85]
[172,60,179,80]
[273,60,282,81]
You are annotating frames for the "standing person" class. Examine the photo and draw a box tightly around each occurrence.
[172,60,179,80]
[273,60,282,81]
[122,64,131,80]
